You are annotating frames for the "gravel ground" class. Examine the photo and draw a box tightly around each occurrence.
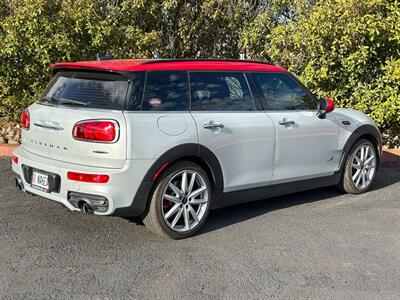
[1,158,399,300]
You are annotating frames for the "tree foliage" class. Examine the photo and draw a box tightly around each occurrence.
[0,0,399,139]
[261,0,400,134]
[0,0,253,119]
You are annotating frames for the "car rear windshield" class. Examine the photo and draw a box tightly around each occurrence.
[39,71,129,109]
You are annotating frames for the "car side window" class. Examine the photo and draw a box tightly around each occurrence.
[190,72,255,111]
[250,73,315,110]
[142,71,189,111]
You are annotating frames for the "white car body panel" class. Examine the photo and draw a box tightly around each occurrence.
[124,112,198,160]
[266,110,341,183]
[23,103,127,169]
[191,112,276,192]
[14,103,380,215]
[331,108,380,150]
[12,146,154,215]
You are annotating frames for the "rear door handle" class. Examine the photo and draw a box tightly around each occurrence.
[203,121,224,129]
[34,122,64,131]
[278,118,296,126]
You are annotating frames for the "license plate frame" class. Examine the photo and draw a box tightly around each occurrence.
[31,170,50,192]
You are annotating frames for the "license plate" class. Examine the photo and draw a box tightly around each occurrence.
[32,171,49,192]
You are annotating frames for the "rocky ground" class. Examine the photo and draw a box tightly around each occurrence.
[0,120,21,145]
[382,130,400,148]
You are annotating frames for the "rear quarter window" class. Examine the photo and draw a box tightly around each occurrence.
[141,71,189,111]
[39,71,129,110]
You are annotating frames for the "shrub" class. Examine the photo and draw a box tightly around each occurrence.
[0,0,250,120]
[263,0,400,139]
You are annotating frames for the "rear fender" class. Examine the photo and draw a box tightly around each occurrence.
[113,143,223,217]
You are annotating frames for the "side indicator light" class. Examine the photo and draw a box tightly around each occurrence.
[152,162,169,181]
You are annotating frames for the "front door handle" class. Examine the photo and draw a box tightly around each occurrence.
[203,121,224,130]
[278,118,296,126]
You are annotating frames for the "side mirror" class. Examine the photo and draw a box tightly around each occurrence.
[317,97,335,119]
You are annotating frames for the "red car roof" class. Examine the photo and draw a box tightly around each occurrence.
[51,59,286,73]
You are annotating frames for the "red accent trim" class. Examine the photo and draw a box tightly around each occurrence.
[67,171,109,183]
[325,97,335,113]
[152,162,169,181]
[51,59,287,73]
[12,154,18,164]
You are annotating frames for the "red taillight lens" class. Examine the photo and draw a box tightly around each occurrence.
[72,120,117,142]
[67,171,109,183]
[20,109,30,130]
[12,154,18,164]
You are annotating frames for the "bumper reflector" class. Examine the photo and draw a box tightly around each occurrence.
[67,171,109,183]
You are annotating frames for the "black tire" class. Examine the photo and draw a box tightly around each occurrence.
[142,161,212,239]
[338,139,377,194]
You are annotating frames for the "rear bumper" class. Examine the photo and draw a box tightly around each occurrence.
[12,147,154,216]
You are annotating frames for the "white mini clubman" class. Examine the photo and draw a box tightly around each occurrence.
[12,59,382,239]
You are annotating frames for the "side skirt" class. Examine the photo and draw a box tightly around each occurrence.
[212,172,341,209]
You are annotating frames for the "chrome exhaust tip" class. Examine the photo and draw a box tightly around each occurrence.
[68,192,108,213]
[81,202,94,214]
[15,177,25,192]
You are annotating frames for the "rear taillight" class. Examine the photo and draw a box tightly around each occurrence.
[72,120,117,143]
[67,171,109,183]
[12,154,18,164]
[20,109,30,130]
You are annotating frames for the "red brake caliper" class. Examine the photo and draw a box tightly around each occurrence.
[163,200,170,211]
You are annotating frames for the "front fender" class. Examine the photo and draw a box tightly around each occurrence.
[340,124,382,170]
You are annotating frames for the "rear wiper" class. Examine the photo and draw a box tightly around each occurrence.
[39,96,88,106]
[39,96,57,104]
[57,99,89,106]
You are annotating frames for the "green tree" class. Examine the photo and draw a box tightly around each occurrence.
[263,0,400,136]
[240,0,316,59]
[0,0,114,119]
[0,0,255,119]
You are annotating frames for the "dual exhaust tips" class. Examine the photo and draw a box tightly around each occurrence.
[15,177,103,214]
[68,191,108,214]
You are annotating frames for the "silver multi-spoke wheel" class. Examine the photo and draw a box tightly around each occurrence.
[161,170,209,232]
[351,144,376,190]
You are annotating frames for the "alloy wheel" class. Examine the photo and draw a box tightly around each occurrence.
[161,170,209,232]
[351,144,376,190]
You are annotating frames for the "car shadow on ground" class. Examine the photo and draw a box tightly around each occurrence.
[125,166,400,236]
[198,166,400,235]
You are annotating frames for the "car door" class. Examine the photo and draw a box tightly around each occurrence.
[249,72,341,183]
[190,71,276,192]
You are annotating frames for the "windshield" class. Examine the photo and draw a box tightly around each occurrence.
[39,71,129,109]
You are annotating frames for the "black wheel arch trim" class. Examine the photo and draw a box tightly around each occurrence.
[340,124,382,170]
[113,143,224,217]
